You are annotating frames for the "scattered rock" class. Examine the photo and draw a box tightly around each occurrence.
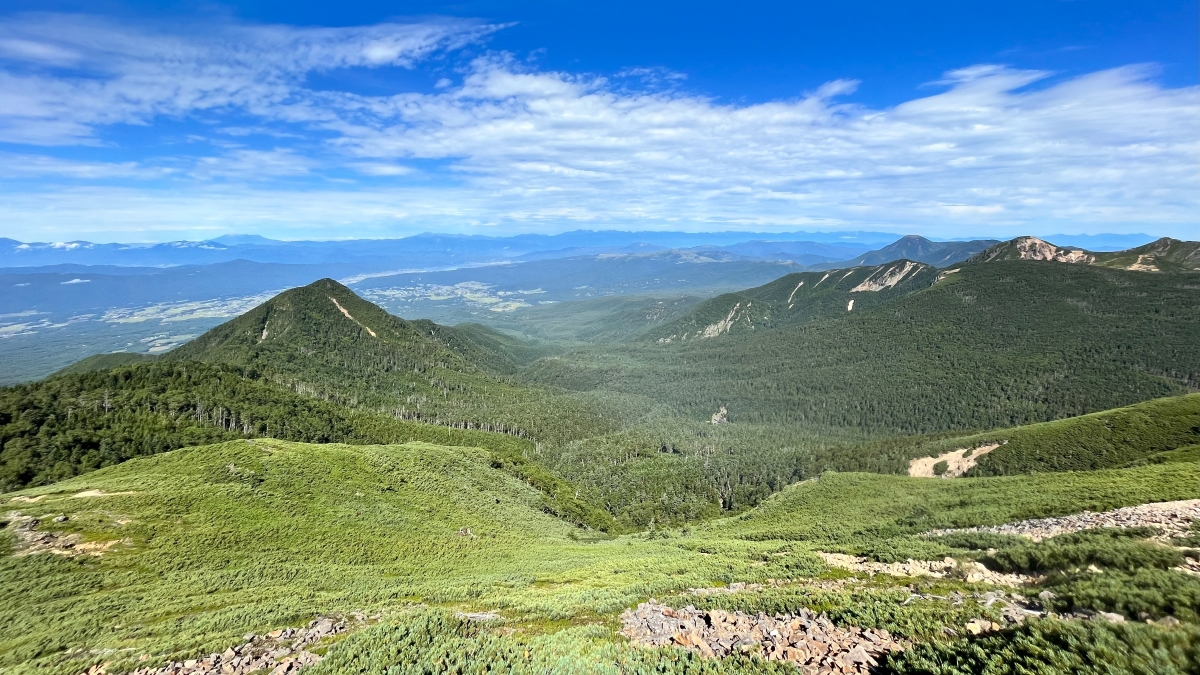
[455,611,501,622]
[81,613,380,675]
[924,500,1200,542]
[817,552,1032,587]
[4,510,103,557]
[621,600,906,673]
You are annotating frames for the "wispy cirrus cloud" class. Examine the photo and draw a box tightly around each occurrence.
[0,13,502,145]
[0,13,1195,240]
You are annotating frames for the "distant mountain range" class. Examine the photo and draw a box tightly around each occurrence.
[0,230,892,268]
[0,229,1162,268]
[810,235,1000,269]
[1,233,1194,384]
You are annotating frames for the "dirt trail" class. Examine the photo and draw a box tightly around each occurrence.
[908,444,998,478]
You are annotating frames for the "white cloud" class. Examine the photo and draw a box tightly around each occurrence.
[0,13,502,145]
[189,148,314,180]
[0,13,1195,240]
[0,153,168,179]
[351,162,414,176]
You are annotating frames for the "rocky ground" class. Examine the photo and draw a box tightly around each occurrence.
[3,511,122,557]
[78,614,375,675]
[923,499,1200,542]
[621,600,906,674]
[816,552,1034,587]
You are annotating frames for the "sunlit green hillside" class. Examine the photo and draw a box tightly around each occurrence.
[4,439,1197,674]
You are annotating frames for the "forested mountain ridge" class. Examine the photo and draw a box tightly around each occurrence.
[968,236,1200,272]
[811,235,999,270]
[529,259,1200,432]
[1091,237,1200,273]
[645,260,938,342]
[166,278,624,443]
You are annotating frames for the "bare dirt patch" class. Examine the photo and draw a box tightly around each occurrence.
[3,511,123,557]
[908,444,998,478]
[72,490,136,499]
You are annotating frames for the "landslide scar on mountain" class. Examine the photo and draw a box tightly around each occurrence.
[850,261,921,292]
[328,296,377,337]
[909,444,999,478]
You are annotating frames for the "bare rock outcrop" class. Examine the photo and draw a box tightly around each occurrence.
[80,614,375,675]
[4,511,123,557]
[817,552,1033,587]
[621,600,905,673]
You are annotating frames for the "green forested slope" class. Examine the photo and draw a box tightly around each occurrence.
[167,278,628,443]
[50,352,158,377]
[967,236,1200,273]
[0,361,614,529]
[528,260,1200,433]
[1092,237,1200,272]
[812,235,998,269]
[459,294,705,344]
[644,260,937,341]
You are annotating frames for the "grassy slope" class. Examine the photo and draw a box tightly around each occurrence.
[898,394,1200,476]
[4,441,1196,674]
[715,463,1200,547]
[0,439,821,674]
[0,362,614,530]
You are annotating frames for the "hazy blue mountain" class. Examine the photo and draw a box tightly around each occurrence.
[0,230,898,268]
[811,235,1000,269]
[1041,233,1157,251]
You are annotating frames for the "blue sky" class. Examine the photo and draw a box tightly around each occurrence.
[0,0,1196,242]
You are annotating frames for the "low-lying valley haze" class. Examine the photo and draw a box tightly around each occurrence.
[1,2,1198,675]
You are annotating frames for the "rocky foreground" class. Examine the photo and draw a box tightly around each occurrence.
[80,615,368,675]
[621,600,905,674]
